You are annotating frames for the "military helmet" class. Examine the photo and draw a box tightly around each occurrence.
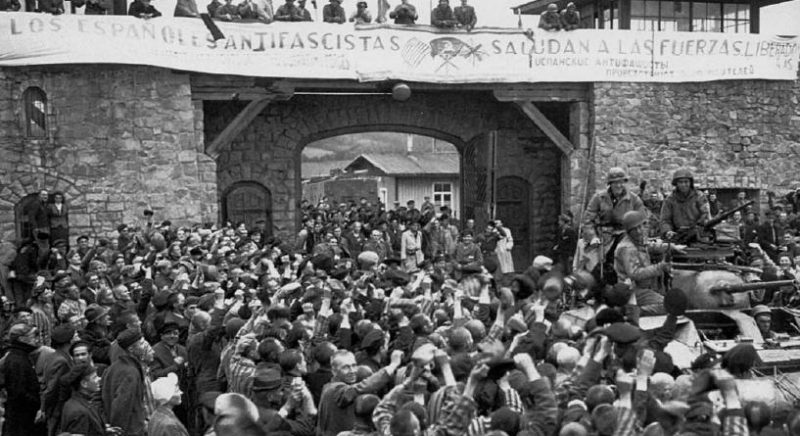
[622,210,647,231]
[671,168,693,186]
[606,167,629,184]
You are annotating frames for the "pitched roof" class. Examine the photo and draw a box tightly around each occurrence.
[345,153,459,176]
[302,160,351,179]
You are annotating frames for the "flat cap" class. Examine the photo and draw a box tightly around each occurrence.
[251,367,282,391]
[51,324,75,346]
[602,322,642,344]
[117,328,143,349]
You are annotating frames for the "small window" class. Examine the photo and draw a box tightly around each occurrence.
[23,87,48,138]
[433,182,453,208]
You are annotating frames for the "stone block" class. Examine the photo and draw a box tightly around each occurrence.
[178,151,197,163]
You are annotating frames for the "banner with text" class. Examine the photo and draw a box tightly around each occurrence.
[0,12,797,83]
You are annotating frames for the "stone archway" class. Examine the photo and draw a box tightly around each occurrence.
[204,91,567,258]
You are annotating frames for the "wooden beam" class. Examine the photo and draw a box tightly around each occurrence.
[205,94,290,159]
[493,87,589,102]
[514,101,575,155]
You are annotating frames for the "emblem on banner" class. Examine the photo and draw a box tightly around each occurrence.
[401,36,487,73]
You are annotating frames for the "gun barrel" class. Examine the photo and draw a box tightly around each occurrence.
[709,280,796,294]
[704,200,755,229]
[672,262,763,275]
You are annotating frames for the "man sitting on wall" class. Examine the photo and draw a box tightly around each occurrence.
[538,3,561,30]
[431,0,457,28]
[323,0,346,23]
[128,0,161,18]
[275,0,303,20]
[560,2,580,30]
[454,0,476,30]
[389,0,417,24]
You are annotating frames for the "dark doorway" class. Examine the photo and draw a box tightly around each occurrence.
[14,193,41,242]
[223,182,273,237]
[496,176,531,270]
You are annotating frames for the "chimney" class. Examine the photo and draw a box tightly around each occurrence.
[406,134,413,155]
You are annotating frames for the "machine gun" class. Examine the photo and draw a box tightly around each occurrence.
[672,200,755,244]
[705,200,755,230]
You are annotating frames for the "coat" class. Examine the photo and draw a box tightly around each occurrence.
[47,203,69,244]
[400,230,423,271]
[186,309,224,393]
[582,188,645,254]
[150,341,188,381]
[613,234,663,291]
[148,406,190,436]
[42,348,73,434]
[101,354,148,436]
[659,189,711,236]
[316,370,392,436]
[27,199,50,235]
[60,391,106,436]
[1,341,40,436]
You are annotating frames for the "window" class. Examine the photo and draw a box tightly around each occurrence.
[723,3,749,33]
[23,87,47,138]
[631,0,659,31]
[660,1,690,31]
[600,0,619,29]
[692,2,722,32]
[433,182,453,208]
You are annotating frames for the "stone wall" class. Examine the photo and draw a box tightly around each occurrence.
[592,76,800,212]
[0,66,216,243]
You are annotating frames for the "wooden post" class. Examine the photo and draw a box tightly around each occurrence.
[205,92,292,159]
[513,101,574,156]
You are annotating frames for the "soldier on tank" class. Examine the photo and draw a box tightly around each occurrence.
[614,210,672,315]
[660,169,711,243]
[751,305,777,341]
[579,167,645,283]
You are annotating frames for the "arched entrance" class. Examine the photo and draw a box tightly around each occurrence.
[496,176,531,269]
[205,91,567,255]
[222,182,272,237]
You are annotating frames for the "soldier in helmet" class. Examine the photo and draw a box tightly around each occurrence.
[751,305,777,340]
[580,167,645,282]
[614,210,671,315]
[660,169,711,243]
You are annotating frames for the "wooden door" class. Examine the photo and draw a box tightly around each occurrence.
[496,176,530,270]
[224,182,272,236]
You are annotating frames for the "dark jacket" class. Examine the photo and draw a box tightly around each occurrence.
[128,0,161,17]
[173,0,198,16]
[317,370,392,436]
[0,0,21,11]
[61,391,106,436]
[101,354,147,436]
[186,309,224,393]
[27,200,50,235]
[1,341,40,436]
[79,324,112,365]
[47,203,69,243]
[322,3,345,23]
[43,348,73,431]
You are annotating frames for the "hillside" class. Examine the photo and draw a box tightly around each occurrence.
[302,132,457,162]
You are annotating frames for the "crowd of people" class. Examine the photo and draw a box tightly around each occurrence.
[0,168,799,436]
[0,0,481,31]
